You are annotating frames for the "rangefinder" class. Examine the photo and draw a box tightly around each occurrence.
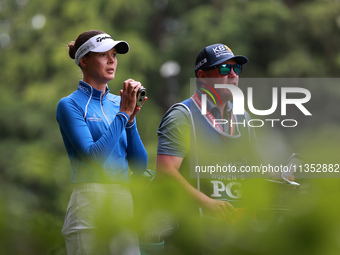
[136,87,147,106]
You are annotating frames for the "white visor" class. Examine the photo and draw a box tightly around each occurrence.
[75,33,129,65]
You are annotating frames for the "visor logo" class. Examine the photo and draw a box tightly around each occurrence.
[96,36,112,43]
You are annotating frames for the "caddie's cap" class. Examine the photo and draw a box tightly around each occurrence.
[195,43,248,76]
[75,33,129,65]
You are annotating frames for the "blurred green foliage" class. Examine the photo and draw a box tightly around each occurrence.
[0,0,340,254]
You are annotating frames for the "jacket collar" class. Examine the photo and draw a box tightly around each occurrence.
[78,80,110,99]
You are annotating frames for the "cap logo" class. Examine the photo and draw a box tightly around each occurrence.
[195,58,207,70]
[212,45,233,58]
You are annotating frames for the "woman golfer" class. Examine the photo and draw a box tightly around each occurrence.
[56,30,147,254]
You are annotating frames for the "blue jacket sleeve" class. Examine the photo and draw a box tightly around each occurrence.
[56,97,128,162]
[125,120,148,174]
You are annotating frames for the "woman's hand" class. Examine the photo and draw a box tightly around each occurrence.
[120,79,147,124]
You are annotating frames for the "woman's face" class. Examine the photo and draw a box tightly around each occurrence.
[83,47,118,85]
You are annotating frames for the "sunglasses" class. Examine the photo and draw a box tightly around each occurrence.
[208,63,242,76]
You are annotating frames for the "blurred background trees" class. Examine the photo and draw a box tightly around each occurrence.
[0,0,340,254]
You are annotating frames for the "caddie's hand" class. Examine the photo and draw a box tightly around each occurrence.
[202,197,236,223]
[120,79,146,124]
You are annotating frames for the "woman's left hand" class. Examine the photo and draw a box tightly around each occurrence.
[120,79,147,125]
[127,94,147,125]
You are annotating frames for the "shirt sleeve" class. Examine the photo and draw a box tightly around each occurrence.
[157,105,191,158]
[56,97,128,162]
[125,120,148,174]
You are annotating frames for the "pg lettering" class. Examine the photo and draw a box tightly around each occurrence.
[210,181,242,199]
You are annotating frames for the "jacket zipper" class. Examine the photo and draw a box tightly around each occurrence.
[100,93,111,125]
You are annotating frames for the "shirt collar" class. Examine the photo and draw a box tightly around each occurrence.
[196,88,232,119]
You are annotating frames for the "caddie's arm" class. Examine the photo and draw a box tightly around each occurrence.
[156,154,235,222]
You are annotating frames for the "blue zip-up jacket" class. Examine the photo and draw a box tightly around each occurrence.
[56,81,148,184]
